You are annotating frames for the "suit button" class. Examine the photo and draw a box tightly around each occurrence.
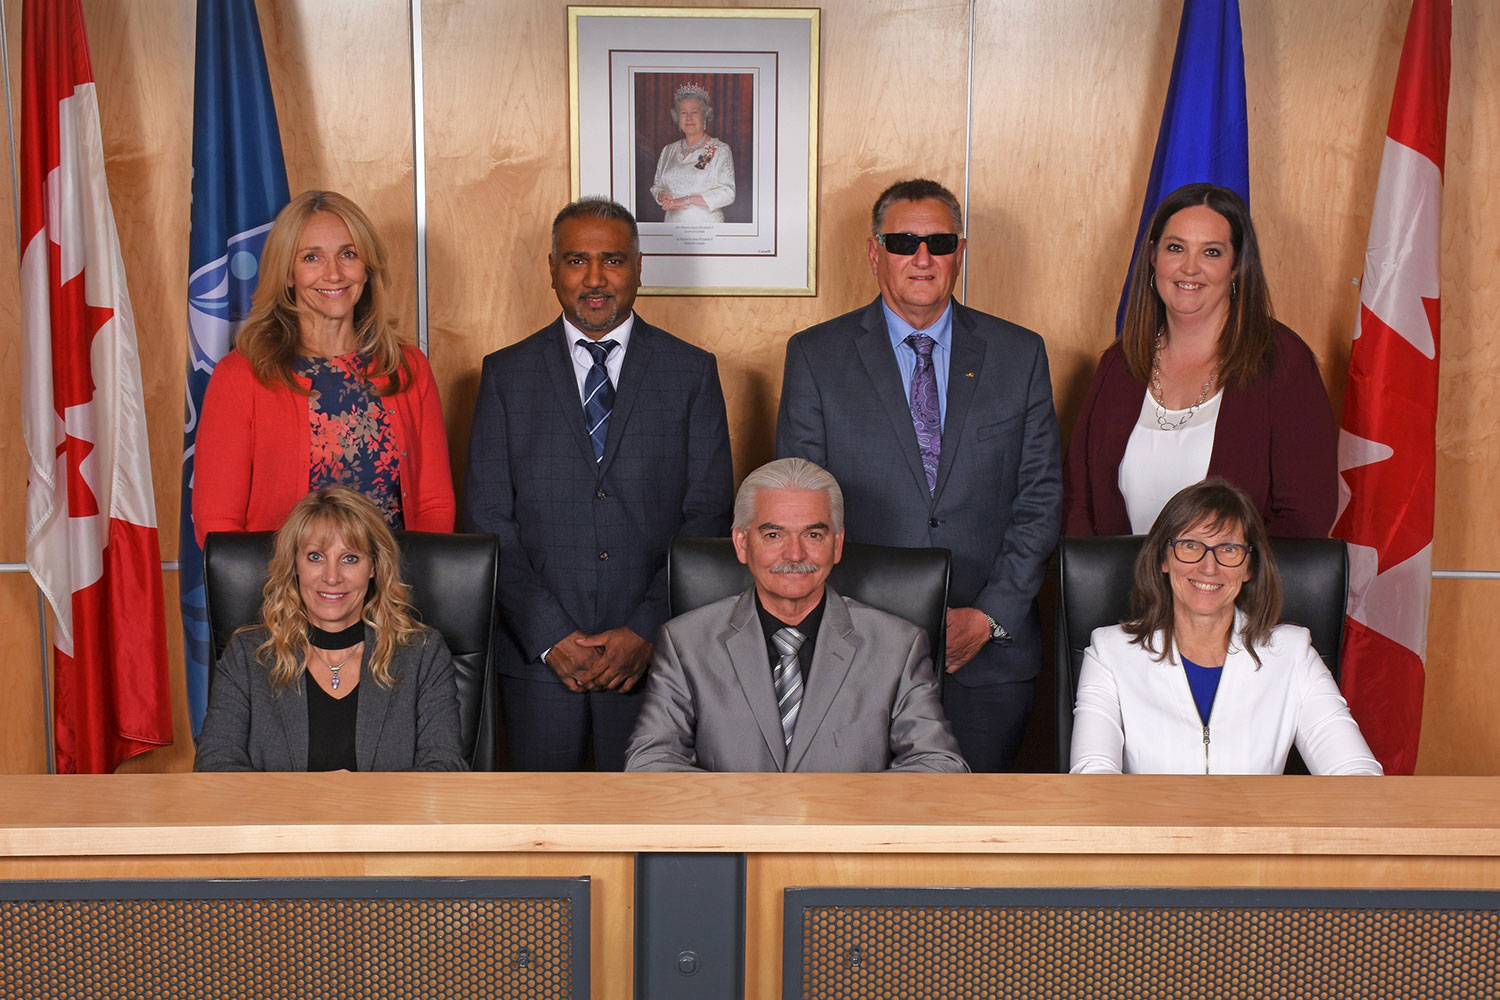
[599,551,609,560]
[929,518,939,528]
[596,489,607,500]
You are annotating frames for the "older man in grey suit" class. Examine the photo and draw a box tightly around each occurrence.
[464,197,734,771]
[776,179,1062,772]
[625,458,967,773]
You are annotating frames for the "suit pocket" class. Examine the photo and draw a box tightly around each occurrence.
[976,414,1022,441]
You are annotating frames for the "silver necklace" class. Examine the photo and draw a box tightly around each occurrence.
[1150,333,1220,431]
[680,134,709,155]
[311,644,357,691]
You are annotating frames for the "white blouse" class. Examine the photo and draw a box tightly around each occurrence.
[1118,388,1223,533]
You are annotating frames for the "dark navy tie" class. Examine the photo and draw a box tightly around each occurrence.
[579,339,617,462]
[905,333,941,492]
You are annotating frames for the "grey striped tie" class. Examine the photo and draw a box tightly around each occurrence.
[771,626,806,749]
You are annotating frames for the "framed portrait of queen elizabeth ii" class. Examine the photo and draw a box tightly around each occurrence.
[568,6,820,295]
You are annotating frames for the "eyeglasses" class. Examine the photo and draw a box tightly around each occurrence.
[1168,538,1251,567]
[876,232,961,256]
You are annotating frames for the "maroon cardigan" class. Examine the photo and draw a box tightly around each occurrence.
[1062,323,1338,538]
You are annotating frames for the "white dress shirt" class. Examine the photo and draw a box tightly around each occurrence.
[562,312,635,401]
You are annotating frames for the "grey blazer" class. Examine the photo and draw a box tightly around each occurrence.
[194,626,467,772]
[625,586,968,773]
[463,316,734,679]
[776,297,1063,686]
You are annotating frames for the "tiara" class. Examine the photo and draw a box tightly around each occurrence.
[673,83,711,105]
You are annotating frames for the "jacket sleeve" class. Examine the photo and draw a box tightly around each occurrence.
[1068,633,1126,773]
[887,630,969,773]
[1264,330,1339,537]
[1062,353,1111,537]
[411,632,469,771]
[774,333,829,466]
[193,634,259,772]
[623,625,707,771]
[462,352,578,658]
[1290,637,1383,775]
[972,334,1063,632]
[624,354,735,643]
[192,354,257,546]
[401,346,456,532]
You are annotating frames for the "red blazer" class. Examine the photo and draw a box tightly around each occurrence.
[1062,323,1337,538]
[193,344,455,544]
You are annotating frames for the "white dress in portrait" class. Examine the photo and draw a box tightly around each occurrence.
[650,138,736,224]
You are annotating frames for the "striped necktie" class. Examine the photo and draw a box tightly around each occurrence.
[579,339,617,462]
[771,626,806,749]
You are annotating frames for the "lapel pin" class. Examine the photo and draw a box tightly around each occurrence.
[965,371,975,378]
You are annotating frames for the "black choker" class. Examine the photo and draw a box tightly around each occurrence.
[308,621,364,650]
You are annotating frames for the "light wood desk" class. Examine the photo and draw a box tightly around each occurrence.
[4,772,1499,998]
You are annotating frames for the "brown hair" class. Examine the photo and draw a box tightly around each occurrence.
[252,486,422,691]
[235,190,410,394]
[1123,477,1283,667]
[1120,183,1276,389]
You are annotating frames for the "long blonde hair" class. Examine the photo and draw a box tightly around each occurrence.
[235,190,411,394]
[253,486,422,691]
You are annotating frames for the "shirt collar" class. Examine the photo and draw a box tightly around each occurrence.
[881,298,954,353]
[562,311,635,353]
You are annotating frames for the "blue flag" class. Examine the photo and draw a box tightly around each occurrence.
[1117,0,1249,332]
[182,0,289,733]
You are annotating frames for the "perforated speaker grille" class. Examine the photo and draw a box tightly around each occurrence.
[1,885,581,999]
[792,894,1500,999]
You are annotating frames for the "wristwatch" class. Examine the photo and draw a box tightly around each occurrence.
[981,612,1011,645]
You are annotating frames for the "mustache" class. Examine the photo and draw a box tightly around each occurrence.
[769,561,820,574]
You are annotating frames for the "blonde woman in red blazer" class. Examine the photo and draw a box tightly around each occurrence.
[194,191,453,545]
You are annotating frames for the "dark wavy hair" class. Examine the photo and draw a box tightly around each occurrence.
[1120,183,1276,389]
[1123,477,1283,667]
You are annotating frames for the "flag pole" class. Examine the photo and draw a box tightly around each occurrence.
[1,0,57,774]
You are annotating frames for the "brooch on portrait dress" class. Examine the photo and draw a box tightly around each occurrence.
[693,143,718,170]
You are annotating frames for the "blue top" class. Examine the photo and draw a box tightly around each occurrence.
[881,299,954,429]
[1181,652,1223,725]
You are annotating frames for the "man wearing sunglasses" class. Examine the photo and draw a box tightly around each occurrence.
[775,178,1062,772]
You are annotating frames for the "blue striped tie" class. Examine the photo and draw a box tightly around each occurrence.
[771,626,806,749]
[579,339,617,462]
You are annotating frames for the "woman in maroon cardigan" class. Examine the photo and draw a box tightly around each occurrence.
[1063,184,1337,538]
[194,191,454,545]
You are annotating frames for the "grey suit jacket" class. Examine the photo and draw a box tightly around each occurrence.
[194,626,467,772]
[463,316,734,680]
[625,586,968,773]
[776,297,1062,686]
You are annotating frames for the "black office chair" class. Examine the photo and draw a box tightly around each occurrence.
[668,537,952,672]
[203,530,501,771]
[1054,535,1349,773]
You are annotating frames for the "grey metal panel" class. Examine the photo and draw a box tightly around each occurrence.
[636,852,746,1000]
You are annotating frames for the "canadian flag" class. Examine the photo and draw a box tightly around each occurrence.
[1333,0,1451,775]
[21,0,173,772]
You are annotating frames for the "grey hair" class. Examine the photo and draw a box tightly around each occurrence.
[669,84,714,125]
[733,458,845,534]
[551,196,640,256]
[871,178,964,236]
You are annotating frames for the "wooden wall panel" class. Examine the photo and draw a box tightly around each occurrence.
[2,1,1497,773]
[0,576,47,774]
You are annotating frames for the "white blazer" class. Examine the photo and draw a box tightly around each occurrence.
[1070,615,1382,775]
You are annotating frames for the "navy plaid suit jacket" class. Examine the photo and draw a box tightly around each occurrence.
[463,316,734,681]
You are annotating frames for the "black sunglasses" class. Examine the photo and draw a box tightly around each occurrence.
[876,232,961,256]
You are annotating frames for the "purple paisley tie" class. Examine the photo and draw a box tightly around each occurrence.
[905,333,941,492]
